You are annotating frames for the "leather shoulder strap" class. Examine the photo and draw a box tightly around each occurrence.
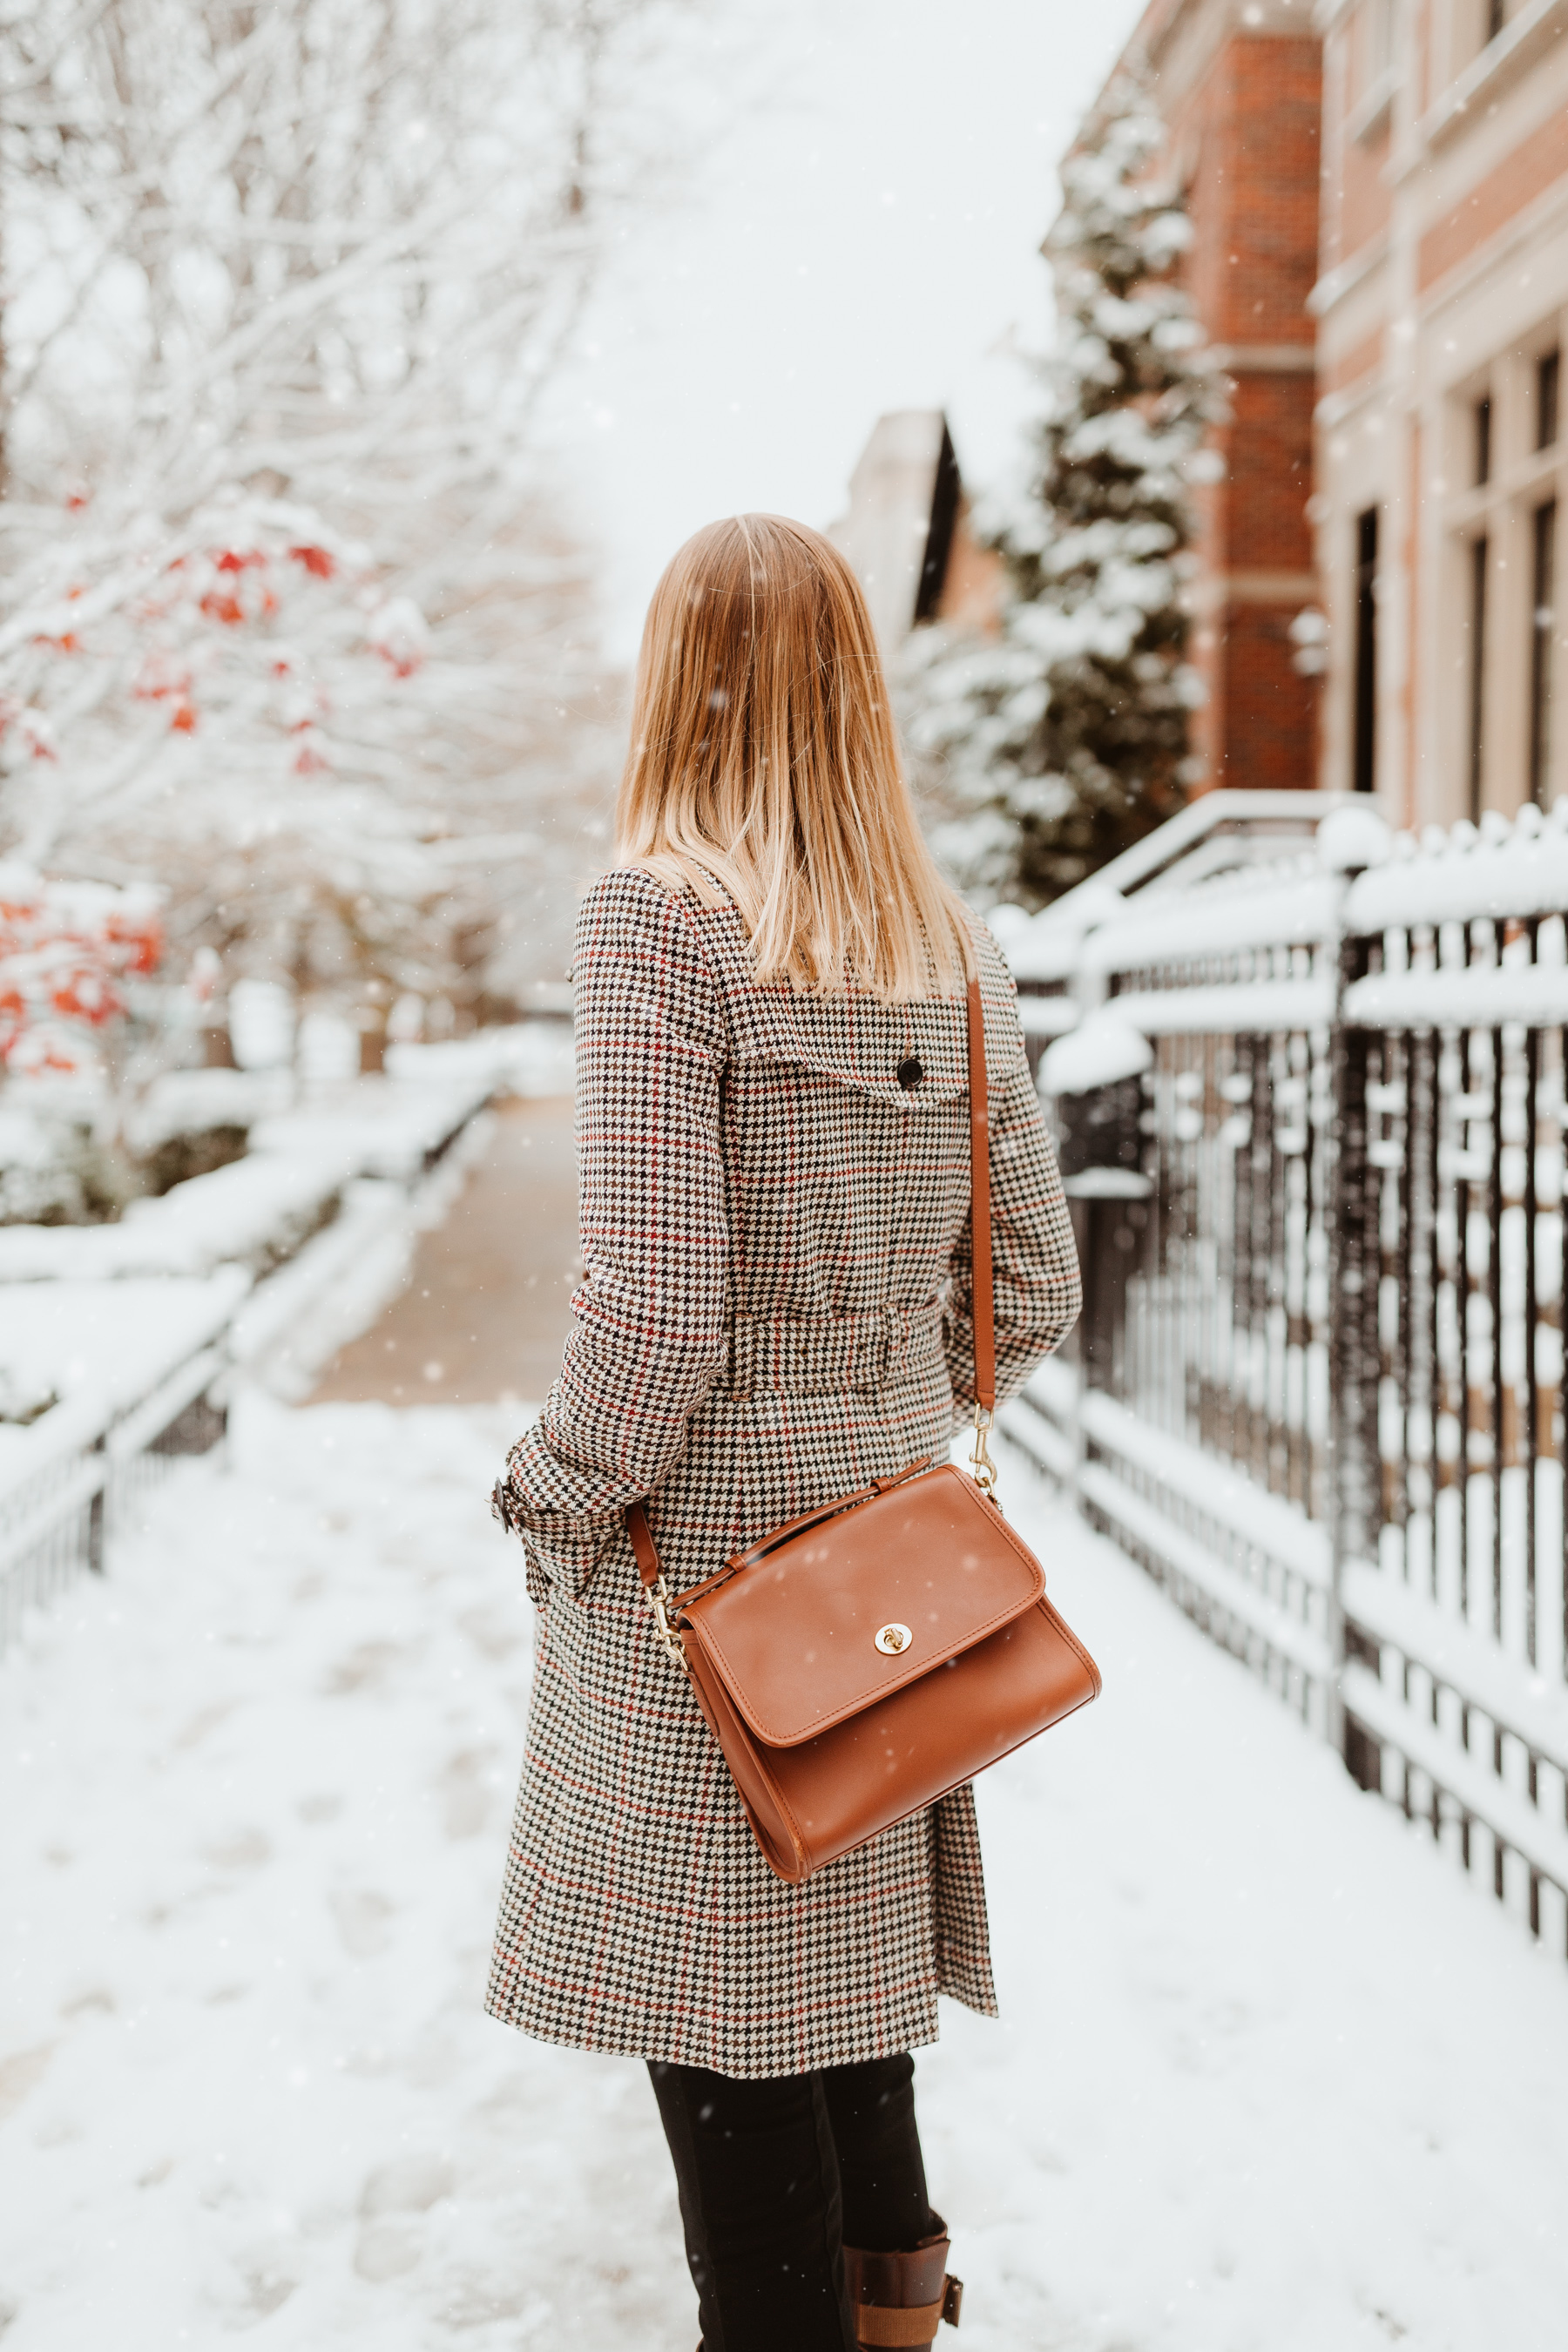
[626,1499,662,1592]
[967,974,996,1414]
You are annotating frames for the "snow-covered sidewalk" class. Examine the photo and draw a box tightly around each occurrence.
[4,1401,1568,2352]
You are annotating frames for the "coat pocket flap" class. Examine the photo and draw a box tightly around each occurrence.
[676,1465,1046,1749]
[723,983,1023,1102]
[733,1047,970,1108]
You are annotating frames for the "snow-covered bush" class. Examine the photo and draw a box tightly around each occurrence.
[0,1101,138,1229]
[903,72,1226,907]
[0,865,163,1078]
[0,863,166,1221]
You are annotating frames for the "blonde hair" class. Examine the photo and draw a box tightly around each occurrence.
[616,513,970,1000]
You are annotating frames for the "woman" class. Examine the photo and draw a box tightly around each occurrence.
[490,515,1079,2352]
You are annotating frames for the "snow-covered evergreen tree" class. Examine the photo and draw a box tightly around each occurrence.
[904,73,1225,907]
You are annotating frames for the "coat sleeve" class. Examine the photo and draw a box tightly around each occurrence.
[943,943,1081,1418]
[493,869,728,1600]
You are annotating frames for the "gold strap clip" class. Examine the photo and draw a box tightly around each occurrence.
[643,1571,690,1674]
[969,1403,998,1497]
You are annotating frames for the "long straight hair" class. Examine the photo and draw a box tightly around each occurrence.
[616,514,970,1000]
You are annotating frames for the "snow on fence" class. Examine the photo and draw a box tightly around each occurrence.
[0,1027,568,1652]
[0,1278,247,1651]
[1004,795,1568,1957]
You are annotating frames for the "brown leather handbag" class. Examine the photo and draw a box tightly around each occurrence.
[625,977,1101,1887]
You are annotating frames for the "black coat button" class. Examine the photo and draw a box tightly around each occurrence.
[897,1056,923,1091]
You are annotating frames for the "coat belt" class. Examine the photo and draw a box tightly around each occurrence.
[716,1303,945,1400]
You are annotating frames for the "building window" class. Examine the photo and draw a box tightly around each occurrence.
[1354,508,1379,794]
[1469,535,1489,820]
[1436,349,1567,819]
[1539,351,1561,452]
[1532,501,1558,808]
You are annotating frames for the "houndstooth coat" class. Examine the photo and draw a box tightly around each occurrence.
[487,868,1080,2078]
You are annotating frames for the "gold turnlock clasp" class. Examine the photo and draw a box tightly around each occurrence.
[644,1571,690,1675]
[969,1403,998,1497]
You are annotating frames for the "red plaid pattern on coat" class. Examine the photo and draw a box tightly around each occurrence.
[487,868,1080,2078]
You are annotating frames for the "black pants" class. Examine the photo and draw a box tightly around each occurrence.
[647,2051,934,2352]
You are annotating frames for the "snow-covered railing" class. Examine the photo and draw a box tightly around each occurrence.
[0,1047,535,1652]
[0,1281,245,1649]
[1001,794,1568,1958]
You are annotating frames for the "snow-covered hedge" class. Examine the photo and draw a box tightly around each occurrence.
[0,1050,510,1639]
[0,1066,495,1284]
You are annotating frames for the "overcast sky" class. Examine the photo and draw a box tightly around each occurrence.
[544,0,1150,660]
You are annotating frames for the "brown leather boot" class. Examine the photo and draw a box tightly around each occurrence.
[842,2214,963,2348]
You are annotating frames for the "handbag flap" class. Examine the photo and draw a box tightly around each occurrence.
[676,1464,1045,1748]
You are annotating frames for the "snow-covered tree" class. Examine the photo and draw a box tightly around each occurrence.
[0,0,670,1018]
[904,72,1226,908]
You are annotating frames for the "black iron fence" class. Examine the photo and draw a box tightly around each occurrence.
[1003,805,1568,1955]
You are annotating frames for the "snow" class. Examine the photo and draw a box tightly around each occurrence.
[4,1408,1568,2349]
[1039,1013,1150,1096]
[229,1119,496,1403]
[1013,992,1081,1039]
[0,1147,356,1283]
[1315,802,1392,875]
[1009,899,1122,983]
[1024,1349,1079,1417]
[1074,1388,1330,1588]
[1008,1372,1335,1600]
[228,982,297,1074]
[251,1078,496,1186]
[0,1064,511,1284]
[1061,1167,1152,1198]
[226,1181,425,1402]
[1342,962,1568,1030]
[1001,795,1568,1044]
[0,1127,494,1463]
[0,1098,115,1226]
[1105,977,1335,1037]
[388,1026,575,1102]
[0,1271,251,1439]
[1341,1558,1568,1794]
[1340,1652,1568,1897]
[1081,874,1336,977]
[1347,798,1568,933]
[1075,1460,1329,1681]
[125,1070,294,1155]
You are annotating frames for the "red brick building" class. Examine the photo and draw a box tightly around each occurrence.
[1313,0,1568,822]
[837,3,1565,823]
[1093,0,1325,793]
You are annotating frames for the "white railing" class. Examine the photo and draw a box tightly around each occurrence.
[0,1044,536,1652]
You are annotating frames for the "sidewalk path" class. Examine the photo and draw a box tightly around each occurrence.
[310,1095,578,1407]
[3,1402,1568,2350]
